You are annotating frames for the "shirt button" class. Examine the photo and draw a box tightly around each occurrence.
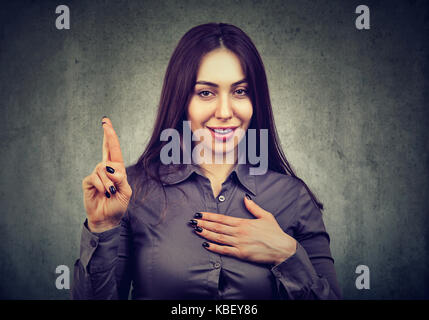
[218,195,225,202]
[213,262,221,269]
[90,239,97,248]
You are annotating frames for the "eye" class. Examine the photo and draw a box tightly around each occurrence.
[197,90,214,98]
[234,88,248,96]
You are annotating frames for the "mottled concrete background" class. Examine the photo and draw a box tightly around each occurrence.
[0,0,428,299]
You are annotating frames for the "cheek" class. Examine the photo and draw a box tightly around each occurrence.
[187,99,214,125]
[234,102,253,123]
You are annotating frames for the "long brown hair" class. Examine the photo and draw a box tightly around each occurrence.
[128,22,323,222]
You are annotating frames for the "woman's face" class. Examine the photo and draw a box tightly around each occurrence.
[187,48,253,161]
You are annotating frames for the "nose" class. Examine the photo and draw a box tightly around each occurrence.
[214,93,233,120]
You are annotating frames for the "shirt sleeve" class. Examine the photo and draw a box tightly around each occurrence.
[70,214,133,300]
[270,182,342,300]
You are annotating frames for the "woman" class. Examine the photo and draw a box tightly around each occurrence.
[72,23,342,300]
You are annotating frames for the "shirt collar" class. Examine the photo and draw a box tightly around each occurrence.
[160,162,256,196]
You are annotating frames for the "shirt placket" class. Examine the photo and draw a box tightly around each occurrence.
[214,176,237,299]
[196,174,234,299]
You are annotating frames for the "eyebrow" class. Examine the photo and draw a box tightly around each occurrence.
[195,78,248,88]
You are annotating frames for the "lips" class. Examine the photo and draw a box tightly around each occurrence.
[207,126,238,142]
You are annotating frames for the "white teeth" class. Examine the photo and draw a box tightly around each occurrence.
[213,128,233,134]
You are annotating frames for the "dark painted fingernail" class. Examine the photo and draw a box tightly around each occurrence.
[105,191,111,198]
[245,193,252,200]
[194,212,202,219]
[101,115,108,120]
[202,242,210,248]
[101,121,106,126]
[109,186,116,194]
[194,226,203,233]
[189,219,198,226]
[106,166,115,174]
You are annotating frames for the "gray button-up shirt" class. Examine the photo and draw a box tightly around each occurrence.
[71,162,342,300]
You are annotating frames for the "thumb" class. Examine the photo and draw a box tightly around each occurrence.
[244,194,272,219]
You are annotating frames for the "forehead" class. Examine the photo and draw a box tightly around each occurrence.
[196,48,245,84]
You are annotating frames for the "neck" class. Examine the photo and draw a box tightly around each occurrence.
[199,162,236,183]
[198,150,238,183]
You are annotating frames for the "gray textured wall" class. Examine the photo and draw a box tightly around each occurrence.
[0,0,428,299]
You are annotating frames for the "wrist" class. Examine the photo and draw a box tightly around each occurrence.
[272,237,297,266]
[87,219,120,233]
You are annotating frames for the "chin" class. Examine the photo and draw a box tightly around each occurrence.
[211,143,238,157]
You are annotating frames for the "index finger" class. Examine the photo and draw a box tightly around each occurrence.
[196,212,243,227]
[102,117,124,163]
[102,118,109,162]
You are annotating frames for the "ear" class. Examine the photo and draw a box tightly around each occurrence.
[244,196,272,219]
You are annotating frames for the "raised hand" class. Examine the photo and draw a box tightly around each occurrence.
[82,117,132,232]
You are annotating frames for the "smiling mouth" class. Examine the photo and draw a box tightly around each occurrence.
[207,126,238,133]
[206,126,239,141]
[208,128,235,134]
